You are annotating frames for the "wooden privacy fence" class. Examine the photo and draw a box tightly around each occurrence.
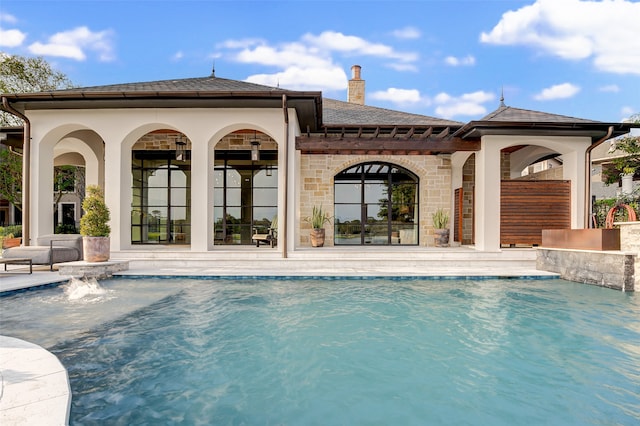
[500,180,571,246]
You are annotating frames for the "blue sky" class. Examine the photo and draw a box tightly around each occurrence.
[1,0,639,122]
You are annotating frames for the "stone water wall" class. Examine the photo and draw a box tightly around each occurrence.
[537,221,640,291]
[536,248,635,291]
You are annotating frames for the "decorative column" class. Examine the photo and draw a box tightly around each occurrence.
[474,137,502,252]
[190,136,211,251]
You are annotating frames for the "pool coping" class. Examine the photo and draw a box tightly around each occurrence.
[0,335,71,426]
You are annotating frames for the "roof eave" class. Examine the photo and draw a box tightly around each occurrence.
[454,121,634,142]
[2,89,325,132]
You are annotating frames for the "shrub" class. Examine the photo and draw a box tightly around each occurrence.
[80,185,110,237]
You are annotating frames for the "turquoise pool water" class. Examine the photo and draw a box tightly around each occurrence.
[1,277,639,425]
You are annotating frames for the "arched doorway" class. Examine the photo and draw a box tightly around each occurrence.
[334,162,418,245]
[213,130,278,245]
[131,131,191,245]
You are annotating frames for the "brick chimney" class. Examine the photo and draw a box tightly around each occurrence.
[347,65,365,105]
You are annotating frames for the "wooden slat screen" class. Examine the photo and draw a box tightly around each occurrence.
[500,180,571,246]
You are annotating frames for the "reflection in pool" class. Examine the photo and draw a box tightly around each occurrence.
[1,277,639,425]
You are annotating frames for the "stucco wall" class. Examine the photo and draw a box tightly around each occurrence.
[298,153,452,246]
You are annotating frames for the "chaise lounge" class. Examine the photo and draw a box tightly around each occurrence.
[2,234,84,271]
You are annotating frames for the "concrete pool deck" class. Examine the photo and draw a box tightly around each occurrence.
[0,336,71,426]
[0,249,560,425]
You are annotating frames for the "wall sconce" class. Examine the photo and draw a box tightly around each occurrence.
[175,136,187,161]
[266,164,273,176]
[251,133,260,161]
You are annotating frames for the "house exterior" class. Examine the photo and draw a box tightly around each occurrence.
[1,66,634,256]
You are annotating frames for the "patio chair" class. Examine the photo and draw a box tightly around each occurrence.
[2,234,83,271]
[252,216,277,248]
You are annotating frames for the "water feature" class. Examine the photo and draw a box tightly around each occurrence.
[1,277,639,424]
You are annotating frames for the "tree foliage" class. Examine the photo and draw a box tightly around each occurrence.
[1,54,78,210]
[0,148,22,210]
[0,53,75,126]
[603,113,640,185]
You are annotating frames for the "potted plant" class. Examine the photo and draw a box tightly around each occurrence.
[432,208,450,247]
[0,225,22,249]
[80,185,111,262]
[305,205,332,247]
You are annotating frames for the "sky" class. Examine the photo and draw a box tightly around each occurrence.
[0,0,639,123]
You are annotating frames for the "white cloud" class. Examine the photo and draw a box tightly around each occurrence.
[370,88,424,105]
[0,13,25,47]
[28,26,115,62]
[302,31,418,62]
[386,63,418,72]
[172,51,184,61]
[598,84,619,93]
[246,66,347,91]
[433,91,495,119]
[534,83,581,101]
[621,106,636,119]
[0,13,18,24]
[444,55,476,67]
[216,38,264,50]
[234,42,332,69]
[391,26,421,39]
[0,28,26,47]
[480,0,640,75]
[218,30,419,92]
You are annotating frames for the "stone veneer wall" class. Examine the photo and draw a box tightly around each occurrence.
[462,154,475,245]
[537,248,635,292]
[515,167,564,181]
[619,222,640,253]
[501,152,511,180]
[299,154,452,246]
[537,222,639,291]
[619,222,640,292]
[132,131,276,151]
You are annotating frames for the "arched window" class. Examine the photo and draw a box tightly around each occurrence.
[334,162,418,245]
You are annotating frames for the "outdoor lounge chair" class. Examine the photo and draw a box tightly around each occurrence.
[252,216,277,247]
[2,234,83,271]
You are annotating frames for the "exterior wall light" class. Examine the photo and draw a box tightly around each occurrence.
[251,139,260,161]
[175,137,187,161]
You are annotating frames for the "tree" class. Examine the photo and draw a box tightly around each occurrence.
[603,113,640,185]
[0,54,78,212]
[0,53,75,126]
[0,148,22,210]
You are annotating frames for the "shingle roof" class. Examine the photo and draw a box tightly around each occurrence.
[453,104,632,141]
[480,105,600,124]
[51,76,292,94]
[322,98,462,127]
[45,78,461,127]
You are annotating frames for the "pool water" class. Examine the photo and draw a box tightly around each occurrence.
[1,277,639,425]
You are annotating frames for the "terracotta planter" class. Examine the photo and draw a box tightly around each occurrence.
[434,229,450,247]
[83,236,110,262]
[310,228,326,247]
[2,237,21,249]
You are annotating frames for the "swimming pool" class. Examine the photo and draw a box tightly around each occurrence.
[1,277,639,425]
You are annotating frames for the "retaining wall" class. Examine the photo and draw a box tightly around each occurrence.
[537,221,639,292]
[537,248,636,292]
